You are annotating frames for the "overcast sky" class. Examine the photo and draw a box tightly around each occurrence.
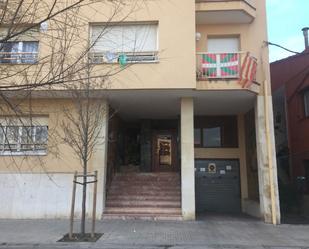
[266,0,308,62]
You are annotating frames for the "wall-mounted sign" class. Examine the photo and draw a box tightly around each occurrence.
[220,170,226,175]
[208,163,216,173]
[226,165,232,171]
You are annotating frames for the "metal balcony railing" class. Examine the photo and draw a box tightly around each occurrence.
[89,51,159,64]
[0,52,38,64]
[196,52,257,84]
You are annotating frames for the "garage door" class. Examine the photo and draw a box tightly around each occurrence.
[195,159,241,214]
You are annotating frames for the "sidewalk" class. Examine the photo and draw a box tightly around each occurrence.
[0,215,309,249]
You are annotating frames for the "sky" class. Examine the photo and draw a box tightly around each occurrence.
[266,0,308,62]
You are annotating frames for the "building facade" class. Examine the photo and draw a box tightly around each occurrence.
[271,28,309,216]
[0,0,280,224]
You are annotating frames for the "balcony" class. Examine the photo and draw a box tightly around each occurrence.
[196,0,256,24]
[0,52,38,64]
[196,52,259,92]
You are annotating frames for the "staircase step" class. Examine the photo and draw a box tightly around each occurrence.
[108,186,180,192]
[104,173,182,220]
[107,195,181,202]
[102,213,183,221]
[105,207,182,214]
[106,200,181,208]
[107,190,181,196]
[113,181,180,185]
[114,174,180,181]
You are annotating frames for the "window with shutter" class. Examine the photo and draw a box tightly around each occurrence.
[90,23,158,63]
[0,27,39,64]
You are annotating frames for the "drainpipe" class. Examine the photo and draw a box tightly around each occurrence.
[302,27,309,49]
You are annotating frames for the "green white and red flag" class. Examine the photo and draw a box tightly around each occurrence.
[202,53,239,78]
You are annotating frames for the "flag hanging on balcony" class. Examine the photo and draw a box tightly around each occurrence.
[201,53,239,78]
[238,52,258,88]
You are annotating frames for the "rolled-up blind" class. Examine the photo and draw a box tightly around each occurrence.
[0,27,39,42]
[91,23,158,53]
[207,37,239,53]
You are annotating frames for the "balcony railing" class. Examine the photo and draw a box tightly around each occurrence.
[196,52,257,84]
[89,51,159,64]
[0,52,38,64]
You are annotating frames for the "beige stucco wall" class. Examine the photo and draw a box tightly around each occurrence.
[0,0,279,221]
[0,98,109,219]
[0,99,107,173]
[33,0,196,90]
[1,0,269,92]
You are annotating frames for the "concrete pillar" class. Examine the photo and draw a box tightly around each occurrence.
[255,96,281,224]
[90,100,109,219]
[180,97,195,220]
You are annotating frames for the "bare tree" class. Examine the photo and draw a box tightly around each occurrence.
[0,0,151,238]
[58,62,108,236]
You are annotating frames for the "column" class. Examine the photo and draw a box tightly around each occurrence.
[180,97,195,220]
[255,95,281,224]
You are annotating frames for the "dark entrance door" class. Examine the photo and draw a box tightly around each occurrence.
[152,130,178,172]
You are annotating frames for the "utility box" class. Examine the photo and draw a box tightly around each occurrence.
[195,159,241,214]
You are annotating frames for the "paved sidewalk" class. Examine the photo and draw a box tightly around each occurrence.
[0,215,309,249]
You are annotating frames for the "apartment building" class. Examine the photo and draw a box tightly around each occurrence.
[0,0,280,224]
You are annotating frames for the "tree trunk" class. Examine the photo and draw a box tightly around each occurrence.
[80,160,87,236]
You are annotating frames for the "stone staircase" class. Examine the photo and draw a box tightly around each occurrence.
[103,172,182,220]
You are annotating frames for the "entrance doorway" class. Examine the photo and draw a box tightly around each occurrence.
[152,130,178,172]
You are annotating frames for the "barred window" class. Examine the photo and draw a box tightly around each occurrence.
[0,125,48,155]
[0,41,39,64]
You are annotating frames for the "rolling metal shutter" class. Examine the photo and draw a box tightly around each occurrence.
[195,159,241,214]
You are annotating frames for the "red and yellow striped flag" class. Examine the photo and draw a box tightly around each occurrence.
[239,52,258,88]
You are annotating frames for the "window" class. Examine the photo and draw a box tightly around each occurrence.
[203,127,221,147]
[90,23,158,63]
[194,128,202,146]
[0,125,48,155]
[0,41,38,64]
[194,116,238,148]
[304,90,309,117]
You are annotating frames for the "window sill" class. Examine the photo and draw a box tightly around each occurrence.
[0,151,47,156]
